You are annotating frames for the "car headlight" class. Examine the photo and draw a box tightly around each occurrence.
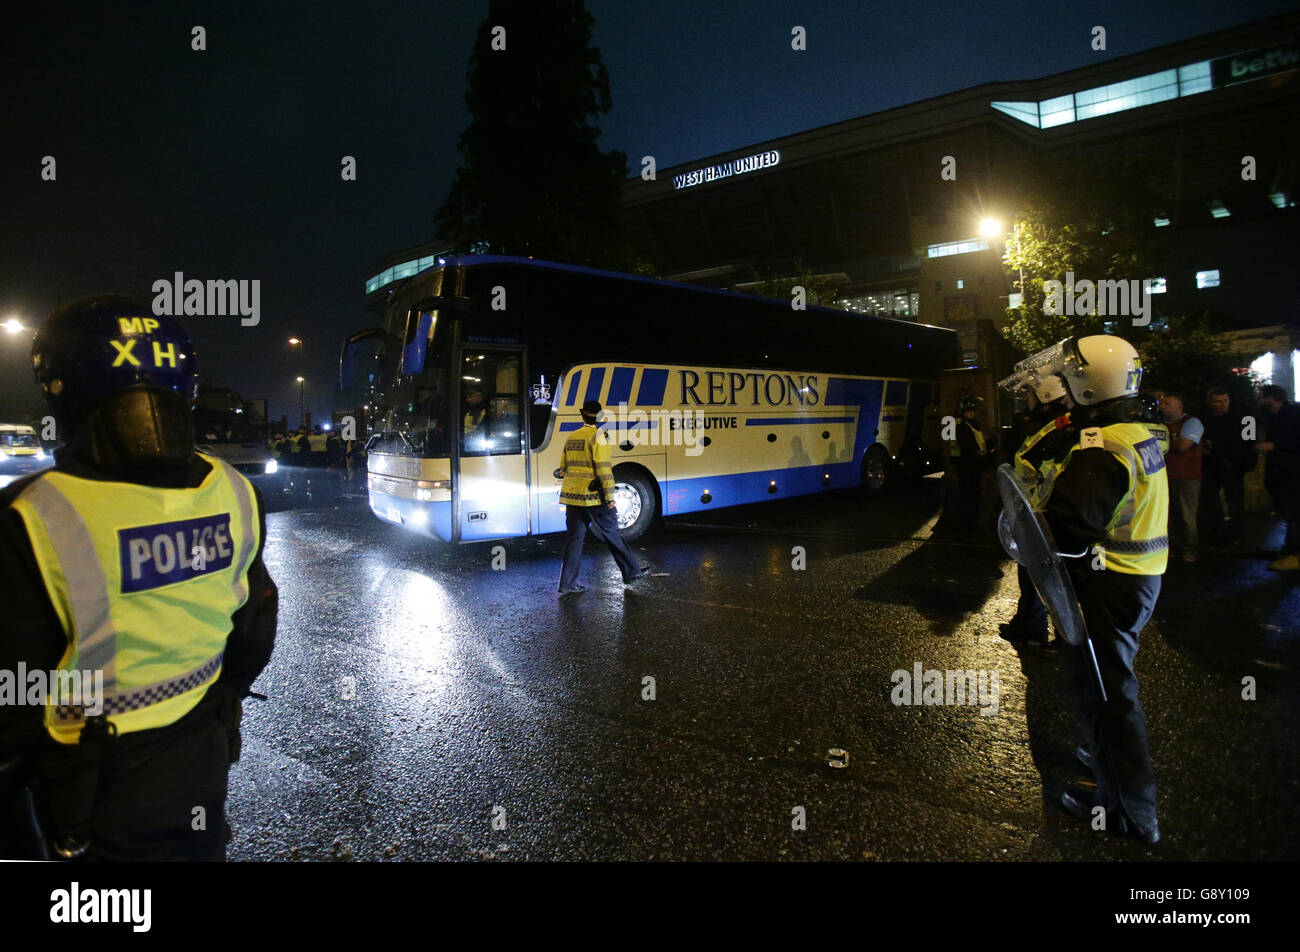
[36,447,46,460]
[264,459,279,474]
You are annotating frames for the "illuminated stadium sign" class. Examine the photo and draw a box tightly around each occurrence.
[1211,41,1299,88]
[672,150,780,190]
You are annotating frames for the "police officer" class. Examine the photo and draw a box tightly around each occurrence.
[948,394,996,528]
[556,400,649,595]
[0,295,277,861]
[999,381,1069,645]
[464,389,488,437]
[1010,335,1168,844]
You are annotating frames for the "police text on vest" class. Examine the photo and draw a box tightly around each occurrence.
[118,513,234,593]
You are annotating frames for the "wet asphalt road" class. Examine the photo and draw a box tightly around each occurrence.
[228,476,1300,861]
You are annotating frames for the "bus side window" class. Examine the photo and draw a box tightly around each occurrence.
[490,396,522,454]
[462,353,523,457]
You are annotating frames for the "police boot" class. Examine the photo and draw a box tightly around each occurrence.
[1061,786,1159,844]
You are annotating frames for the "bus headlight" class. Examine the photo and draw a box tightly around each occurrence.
[410,508,428,526]
[264,459,279,475]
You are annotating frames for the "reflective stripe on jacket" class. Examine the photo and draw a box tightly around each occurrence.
[559,424,615,507]
[10,453,259,742]
[1039,422,1170,575]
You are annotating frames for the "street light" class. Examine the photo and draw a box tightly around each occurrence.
[3,318,25,334]
[289,336,307,428]
[978,217,1003,239]
[296,376,306,429]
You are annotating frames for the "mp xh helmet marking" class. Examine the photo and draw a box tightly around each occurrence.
[32,294,198,467]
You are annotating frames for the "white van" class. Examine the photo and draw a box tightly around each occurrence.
[0,423,53,487]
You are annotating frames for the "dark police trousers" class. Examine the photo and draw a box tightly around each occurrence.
[559,505,638,590]
[1063,566,1161,832]
[1011,563,1048,635]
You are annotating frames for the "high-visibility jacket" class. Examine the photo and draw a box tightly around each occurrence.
[10,454,259,743]
[464,407,486,435]
[558,423,615,507]
[949,419,987,458]
[308,433,327,452]
[1016,415,1169,504]
[1037,421,1170,575]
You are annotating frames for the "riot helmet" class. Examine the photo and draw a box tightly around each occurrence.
[1001,335,1140,407]
[32,294,197,467]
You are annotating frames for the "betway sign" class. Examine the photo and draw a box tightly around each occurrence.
[1211,41,1299,88]
[672,150,780,190]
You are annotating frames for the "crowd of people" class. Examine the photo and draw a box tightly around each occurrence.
[268,424,367,486]
[947,379,1298,569]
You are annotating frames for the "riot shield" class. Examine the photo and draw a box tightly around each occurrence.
[996,464,1107,699]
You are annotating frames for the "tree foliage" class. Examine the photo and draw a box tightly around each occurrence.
[1001,154,1169,354]
[1131,313,1257,411]
[998,155,1253,408]
[745,261,839,307]
[435,0,630,268]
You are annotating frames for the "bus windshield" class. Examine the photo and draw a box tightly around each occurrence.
[0,431,40,448]
[370,313,453,458]
[194,410,258,444]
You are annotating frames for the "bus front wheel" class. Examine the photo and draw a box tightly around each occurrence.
[861,445,891,497]
[612,468,657,541]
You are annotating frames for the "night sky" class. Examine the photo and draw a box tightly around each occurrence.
[2,0,1294,425]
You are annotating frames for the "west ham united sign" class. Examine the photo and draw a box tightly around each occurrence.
[672,150,781,190]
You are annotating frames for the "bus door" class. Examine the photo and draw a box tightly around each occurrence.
[453,347,530,541]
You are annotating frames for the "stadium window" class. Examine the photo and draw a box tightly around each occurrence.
[993,60,1214,130]
[1038,94,1076,128]
[1153,216,1171,227]
[991,101,1040,127]
[1178,61,1212,96]
[1196,269,1221,289]
[956,279,964,289]
[1208,201,1230,219]
[927,238,990,257]
[1144,277,1167,295]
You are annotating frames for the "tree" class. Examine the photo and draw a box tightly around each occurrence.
[996,155,1256,409]
[1132,312,1257,413]
[745,260,839,308]
[1001,153,1170,355]
[435,0,630,269]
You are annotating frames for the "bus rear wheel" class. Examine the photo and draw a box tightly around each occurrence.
[861,445,891,497]
[612,468,657,541]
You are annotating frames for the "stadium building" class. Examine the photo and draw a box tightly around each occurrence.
[621,12,1299,385]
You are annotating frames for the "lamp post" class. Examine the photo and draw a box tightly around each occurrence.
[289,336,306,428]
[296,376,305,429]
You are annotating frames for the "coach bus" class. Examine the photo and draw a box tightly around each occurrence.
[340,256,959,543]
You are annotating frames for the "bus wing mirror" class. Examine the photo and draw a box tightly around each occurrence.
[401,311,434,376]
[338,327,388,390]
